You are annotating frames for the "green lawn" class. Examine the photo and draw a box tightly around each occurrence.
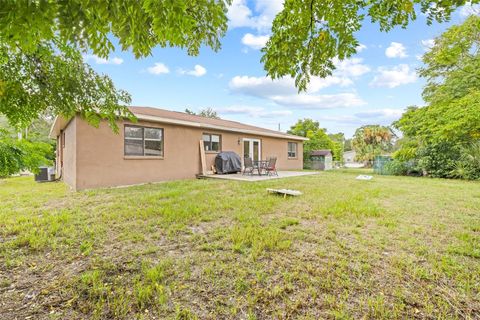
[1,171,479,319]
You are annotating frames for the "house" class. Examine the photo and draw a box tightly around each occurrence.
[49,107,307,190]
[343,150,365,168]
[309,150,333,170]
[343,150,356,163]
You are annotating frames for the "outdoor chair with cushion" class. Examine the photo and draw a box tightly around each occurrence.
[243,157,256,175]
[265,157,278,176]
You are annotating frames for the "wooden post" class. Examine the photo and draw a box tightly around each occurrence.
[199,140,206,176]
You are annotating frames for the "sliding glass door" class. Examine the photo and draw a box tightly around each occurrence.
[243,138,261,162]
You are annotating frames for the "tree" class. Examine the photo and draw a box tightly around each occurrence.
[344,139,352,151]
[288,119,342,161]
[1,114,56,160]
[0,40,132,131]
[0,129,52,178]
[0,1,229,59]
[262,0,478,91]
[0,1,477,128]
[288,119,321,137]
[328,133,345,160]
[352,125,394,163]
[394,16,480,178]
[184,107,220,119]
[0,1,474,90]
[198,108,220,119]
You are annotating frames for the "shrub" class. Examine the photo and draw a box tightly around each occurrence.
[383,160,422,176]
[0,131,52,177]
[383,160,408,176]
[0,141,23,177]
[451,142,480,180]
[417,142,461,178]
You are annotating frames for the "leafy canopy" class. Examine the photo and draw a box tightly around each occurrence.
[0,0,229,129]
[288,119,343,161]
[0,1,478,132]
[262,0,479,91]
[0,129,52,177]
[0,1,230,59]
[1,0,476,94]
[0,40,132,131]
[185,107,220,119]
[394,16,480,179]
[395,15,480,145]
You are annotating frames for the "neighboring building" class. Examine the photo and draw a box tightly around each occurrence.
[344,150,356,163]
[343,150,365,168]
[49,107,307,190]
[310,150,333,170]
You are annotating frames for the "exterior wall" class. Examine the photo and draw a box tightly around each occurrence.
[68,116,303,190]
[60,117,77,189]
[324,155,333,170]
[344,150,356,163]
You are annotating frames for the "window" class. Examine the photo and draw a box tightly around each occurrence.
[288,142,297,158]
[124,125,163,157]
[202,133,221,152]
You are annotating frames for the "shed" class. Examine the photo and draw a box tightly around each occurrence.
[310,150,333,170]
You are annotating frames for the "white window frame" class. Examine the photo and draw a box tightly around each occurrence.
[124,125,164,157]
[202,133,221,152]
[288,142,297,158]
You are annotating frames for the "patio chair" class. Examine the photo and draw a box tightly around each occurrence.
[265,157,278,176]
[243,157,256,175]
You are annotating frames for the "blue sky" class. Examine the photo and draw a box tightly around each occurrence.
[84,1,479,138]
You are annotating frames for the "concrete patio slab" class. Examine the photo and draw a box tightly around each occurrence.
[201,171,319,181]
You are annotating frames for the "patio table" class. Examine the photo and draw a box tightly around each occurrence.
[253,160,269,176]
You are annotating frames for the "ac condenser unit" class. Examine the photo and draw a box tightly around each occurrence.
[35,167,55,182]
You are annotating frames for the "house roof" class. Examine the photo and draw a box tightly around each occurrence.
[311,150,332,156]
[49,107,308,141]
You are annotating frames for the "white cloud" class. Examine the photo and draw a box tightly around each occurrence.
[178,64,207,77]
[227,0,283,31]
[356,44,367,52]
[385,42,408,58]
[227,0,256,29]
[460,2,480,16]
[270,93,366,109]
[241,33,269,49]
[318,108,404,125]
[230,76,297,97]
[229,76,366,109]
[147,62,170,75]
[228,57,370,109]
[354,108,404,119]
[229,75,351,97]
[421,39,435,50]
[334,58,371,77]
[217,105,292,118]
[229,57,369,96]
[370,64,417,88]
[83,54,123,65]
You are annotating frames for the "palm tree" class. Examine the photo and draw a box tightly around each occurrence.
[352,125,394,164]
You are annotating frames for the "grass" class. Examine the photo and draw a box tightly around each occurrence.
[0,170,479,319]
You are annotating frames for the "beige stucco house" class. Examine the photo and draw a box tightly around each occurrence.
[49,107,306,190]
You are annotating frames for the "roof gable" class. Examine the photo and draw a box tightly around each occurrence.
[311,150,332,156]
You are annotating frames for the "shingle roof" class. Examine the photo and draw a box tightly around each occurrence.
[311,150,332,156]
[129,106,307,141]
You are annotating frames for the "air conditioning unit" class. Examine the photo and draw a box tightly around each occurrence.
[35,167,55,182]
